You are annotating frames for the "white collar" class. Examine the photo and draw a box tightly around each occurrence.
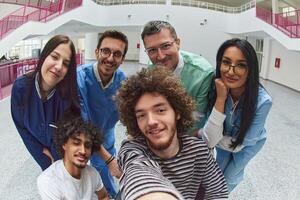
[35,73,56,100]
[173,52,184,77]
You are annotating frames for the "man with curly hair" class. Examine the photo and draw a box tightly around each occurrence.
[37,113,109,200]
[142,20,214,132]
[116,68,228,200]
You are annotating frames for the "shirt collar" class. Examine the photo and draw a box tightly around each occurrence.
[35,73,56,100]
[173,52,184,77]
[93,62,115,89]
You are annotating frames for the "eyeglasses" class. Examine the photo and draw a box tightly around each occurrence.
[99,48,124,60]
[145,40,176,56]
[220,59,248,75]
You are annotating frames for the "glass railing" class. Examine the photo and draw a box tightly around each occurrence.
[0,0,60,8]
[0,58,38,100]
[93,0,166,6]
[275,10,300,38]
[0,0,83,40]
[93,0,255,13]
[256,6,300,38]
[256,6,272,25]
[171,0,255,13]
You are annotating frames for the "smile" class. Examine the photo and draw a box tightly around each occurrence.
[147,128,164,135]
[76,155,87,162]
[49,71,60,78]
[225,76,238,83]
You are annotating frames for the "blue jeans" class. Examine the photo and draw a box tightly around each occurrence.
[216,138,266,192]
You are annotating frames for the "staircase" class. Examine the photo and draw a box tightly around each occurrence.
[256,6,300,38]
[0,0,82,39]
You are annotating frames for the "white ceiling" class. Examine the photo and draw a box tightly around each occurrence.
[45,20,141,38]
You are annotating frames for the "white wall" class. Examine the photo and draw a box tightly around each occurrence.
[0,4,21,18]
[263,39,300,91]
[123,30,140,61]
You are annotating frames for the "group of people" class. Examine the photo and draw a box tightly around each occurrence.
[11,20,272,200]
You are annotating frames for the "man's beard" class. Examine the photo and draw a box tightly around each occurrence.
[146,127,177,151]
[74,162,86,169]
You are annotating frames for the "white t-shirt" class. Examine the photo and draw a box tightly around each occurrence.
[37,160,103,200]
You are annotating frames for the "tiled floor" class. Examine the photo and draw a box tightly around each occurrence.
[1,61,299,199]
[0,84,13,100]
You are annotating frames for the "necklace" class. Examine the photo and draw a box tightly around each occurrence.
[230,99,240,127]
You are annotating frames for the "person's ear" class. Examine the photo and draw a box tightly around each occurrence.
[62,143,66,151]
[95,49,99,59]
[175,38,180,50]
[176,112,181,120]
[120,55,125,64]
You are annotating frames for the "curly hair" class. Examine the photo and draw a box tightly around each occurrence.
[54,113,103,157]
[116,67,196,138]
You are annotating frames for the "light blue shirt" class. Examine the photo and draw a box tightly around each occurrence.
[216,85,272,191]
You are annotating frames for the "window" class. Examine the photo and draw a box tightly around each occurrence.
[282,7,295,17]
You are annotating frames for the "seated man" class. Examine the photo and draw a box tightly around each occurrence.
[37,113,109,200]
[116,68,228,200]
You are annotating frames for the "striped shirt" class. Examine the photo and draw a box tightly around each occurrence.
[118,135,228,200]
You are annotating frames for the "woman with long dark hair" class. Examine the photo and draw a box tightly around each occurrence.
[11,35,79,170]
[200,38,272,192]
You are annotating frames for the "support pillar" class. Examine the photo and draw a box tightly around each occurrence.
[84,33,98,63]
[272,0,279,25]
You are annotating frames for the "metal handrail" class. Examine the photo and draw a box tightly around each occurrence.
[171,0,255,13]
[256,6,300,38]
[0,0,83,40]
[0,0,61,9]
[93,0,255,13]
[94,0,166,5]
[0,58,37,100]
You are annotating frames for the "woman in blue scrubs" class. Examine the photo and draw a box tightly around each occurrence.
[11,35,79,170]
[201,38,272,192]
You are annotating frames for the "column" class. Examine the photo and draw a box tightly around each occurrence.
[138,28,149,65]
[84,33,98,63]
[260,38,271,80]
[272,0,279,25]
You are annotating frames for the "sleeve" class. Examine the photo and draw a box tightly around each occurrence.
[10,81,50,170]
[37,173,61,200]
[242,99,272,147]
[201,107,226,148]
[194,70,214,129]
[77,70,89,121]
[201,152,228,200]
[92,167,104,192]
[118,140,184,200]
[217,136,244,153]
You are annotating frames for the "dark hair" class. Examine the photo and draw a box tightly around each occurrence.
[96,30,128,57]
[212,38,259,148]
[141,20,177,41]
[116,67,195,138]
[54,111,103,157]
[25,35,79,108]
